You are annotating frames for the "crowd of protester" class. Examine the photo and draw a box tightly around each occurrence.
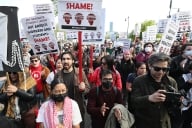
[0,37,191,128]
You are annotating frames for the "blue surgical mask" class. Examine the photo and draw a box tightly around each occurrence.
[185,50,192,56]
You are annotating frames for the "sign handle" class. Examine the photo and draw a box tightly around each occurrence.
[78,31,83,82]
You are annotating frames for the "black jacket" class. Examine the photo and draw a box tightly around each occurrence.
[0,86,36,115]
[131,74,178,128]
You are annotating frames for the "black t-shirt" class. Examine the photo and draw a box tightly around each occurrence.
[62,70,75,99]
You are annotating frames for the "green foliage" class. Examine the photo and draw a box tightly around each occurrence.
[128,20,156,41]
[128,30,136,41]
[140,20,156,39]
[156,33,162,39]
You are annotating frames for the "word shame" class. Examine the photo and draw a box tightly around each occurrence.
[34,37,50,43]
[66,3,93,10]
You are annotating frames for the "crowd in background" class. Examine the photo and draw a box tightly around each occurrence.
[0,37,191,128]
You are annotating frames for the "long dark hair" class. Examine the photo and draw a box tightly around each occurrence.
[50,78,65,91]
[101,55,115,72]
[100,55,116,80]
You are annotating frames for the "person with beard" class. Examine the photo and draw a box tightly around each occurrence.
[131,53,181,128]
[87,69,124,128]
[54,51,90,128]
[36,78,82,128]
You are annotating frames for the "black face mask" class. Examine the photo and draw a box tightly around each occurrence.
[51,93,67,102]
[102,81,112,89]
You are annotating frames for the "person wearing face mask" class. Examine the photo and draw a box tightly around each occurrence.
[135,42,154,63]
[170,43,192,90]
[36,78,82,128]
[87,69,124,128]
[169,43,192,128]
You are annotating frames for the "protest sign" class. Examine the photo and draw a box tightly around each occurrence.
[82,8,105,45]
[58,0,102,31]
[21,15,59,55]
[33,3,55,29]
[157,19,168,33]
[0,6,24,72]
[157,20,179,55]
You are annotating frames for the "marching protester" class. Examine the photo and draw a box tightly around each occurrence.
[181,63,192,128]
[126,62,147,112]
[88,55,122,91]
[21,43,31,68]
[29,55,50,105]
[87,69,134,128]
[54,51,90,128]
[135,42,155,63]
[36,78,82,128]
[169,43,192,89]
[169,43,192,128]
[116,49,135,106]
[46,58,63,86]
[131,53,181,128]
[0,71,37,128]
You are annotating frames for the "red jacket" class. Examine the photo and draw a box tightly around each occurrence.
[88,67,122,91]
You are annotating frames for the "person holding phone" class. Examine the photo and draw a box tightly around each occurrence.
[131,53,180,128]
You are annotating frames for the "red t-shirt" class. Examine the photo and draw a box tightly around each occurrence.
[29,65,44,93]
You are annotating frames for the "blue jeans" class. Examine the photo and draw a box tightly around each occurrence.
[35,92,44,107]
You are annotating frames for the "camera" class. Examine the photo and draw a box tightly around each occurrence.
[164,85,187,117]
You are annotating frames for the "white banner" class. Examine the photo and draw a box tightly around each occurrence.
[157,20,179,55]
[0,13,8,70]
[21,15,59,55]
[157,19,168,33]
[177,11,192,33]
[82,8,105,44]
[142,25,157,42]
[58,0,102,31]
[33,4,55,29]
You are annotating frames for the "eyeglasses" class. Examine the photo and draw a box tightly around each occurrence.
[8,72,17,75]
[152,66,170,72]
[31,59,39,63]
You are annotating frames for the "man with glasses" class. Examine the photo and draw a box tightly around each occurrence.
[29,55,50,106]
[131,53,180,128]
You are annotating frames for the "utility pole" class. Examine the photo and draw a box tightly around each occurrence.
[168,0,172,18]
[125,16,129,39]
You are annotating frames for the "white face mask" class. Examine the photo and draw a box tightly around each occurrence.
[184,50,192,56]
[145,47,152,52]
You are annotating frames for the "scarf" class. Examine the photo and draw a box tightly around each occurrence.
[44,97,72,128]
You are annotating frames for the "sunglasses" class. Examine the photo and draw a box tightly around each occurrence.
[8,72,17,75]
[152,66,170,72]
[31,59,39,63]
[103,78,113,81]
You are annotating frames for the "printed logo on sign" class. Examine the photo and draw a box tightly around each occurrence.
[32,71,41,80]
